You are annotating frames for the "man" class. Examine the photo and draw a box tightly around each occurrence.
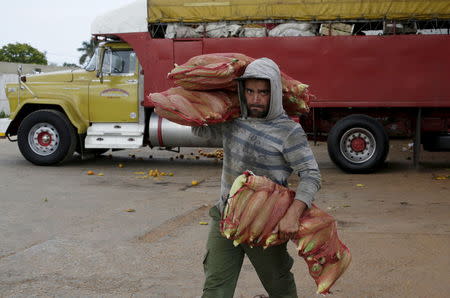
[193,58,321,298]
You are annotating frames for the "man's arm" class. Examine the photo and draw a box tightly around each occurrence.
[278,125,321,235]
[191,123,224,142]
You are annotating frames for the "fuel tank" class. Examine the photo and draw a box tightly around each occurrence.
[148,112,222,148]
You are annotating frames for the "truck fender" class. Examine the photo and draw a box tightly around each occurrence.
[8,100,89,136]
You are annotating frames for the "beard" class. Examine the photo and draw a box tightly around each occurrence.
[248,104,268,118]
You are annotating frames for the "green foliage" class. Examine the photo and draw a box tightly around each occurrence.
[0,111,9,118]
[0,43,48,65]
[77,39,98,66]
[62,62,79,68]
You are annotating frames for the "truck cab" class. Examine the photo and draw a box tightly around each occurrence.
[0,41,144,165]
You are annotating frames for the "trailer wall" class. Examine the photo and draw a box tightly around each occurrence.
[119,33,450,109]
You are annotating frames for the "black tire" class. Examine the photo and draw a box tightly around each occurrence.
[327,114,389,173]
[17,110,77,166]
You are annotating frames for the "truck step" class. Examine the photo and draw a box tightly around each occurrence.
[85,123,144,149]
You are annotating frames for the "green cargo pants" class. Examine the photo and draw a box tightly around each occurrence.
[202,206,298,298]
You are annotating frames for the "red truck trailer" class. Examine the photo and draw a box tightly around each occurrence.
[1,0,449,172]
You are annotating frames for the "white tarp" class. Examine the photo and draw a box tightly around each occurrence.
[91,0,148,35]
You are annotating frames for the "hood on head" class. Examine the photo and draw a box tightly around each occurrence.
[237,58,285,121]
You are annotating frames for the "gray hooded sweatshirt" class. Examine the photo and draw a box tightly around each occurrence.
[193,58,321,213]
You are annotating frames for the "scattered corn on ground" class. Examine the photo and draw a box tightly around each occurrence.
[433,174,450,180]
[148,169,173,177]
[198,149,224,160]
[131,169,175,179]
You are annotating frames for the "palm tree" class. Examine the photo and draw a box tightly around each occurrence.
[77,39,97,66]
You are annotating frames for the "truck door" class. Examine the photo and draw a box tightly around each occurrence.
[89,48,138,122]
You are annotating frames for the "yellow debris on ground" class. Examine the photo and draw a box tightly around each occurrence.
[148,169,174,178]
[198,149,224,160]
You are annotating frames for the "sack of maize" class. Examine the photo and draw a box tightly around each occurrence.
[221,171,351,294]
[168,53,253,91]
[149,87,240,126]
[168,53,312,115]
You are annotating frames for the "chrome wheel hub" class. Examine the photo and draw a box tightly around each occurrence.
[28,123,59,156]
[340,128,376,164]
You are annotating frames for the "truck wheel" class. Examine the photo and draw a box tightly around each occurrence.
[17,110,77,165]
[327,114,389,173]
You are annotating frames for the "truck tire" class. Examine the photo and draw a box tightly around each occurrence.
[327,114,389,173]
[17,110,77,166]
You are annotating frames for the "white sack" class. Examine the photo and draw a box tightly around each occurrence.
[165,24,203,38]
[240,27,267,37]
[269,23,316,37]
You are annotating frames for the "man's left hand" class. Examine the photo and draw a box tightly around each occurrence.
[278,200,307,239]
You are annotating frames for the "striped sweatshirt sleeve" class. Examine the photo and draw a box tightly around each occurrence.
[282,125,321,208]
[191,123,224,142]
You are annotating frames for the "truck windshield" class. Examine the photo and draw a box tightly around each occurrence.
[103,50,136,74]
[84,49,98,71]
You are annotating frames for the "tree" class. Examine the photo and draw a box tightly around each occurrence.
[77,39,97,66]
[62,62,79,68]
[0,43,48,65]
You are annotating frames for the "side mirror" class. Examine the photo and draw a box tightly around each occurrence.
[96,46,106,83]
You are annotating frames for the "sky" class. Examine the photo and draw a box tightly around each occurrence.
[0,0,138,66]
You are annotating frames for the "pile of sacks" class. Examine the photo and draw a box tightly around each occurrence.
[220,171,351,294]
[148,53,313,126]
[164,22,317,38]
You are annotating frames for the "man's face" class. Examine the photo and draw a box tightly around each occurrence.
[244,79,270,118]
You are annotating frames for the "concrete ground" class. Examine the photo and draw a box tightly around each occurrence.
[0,139,449,297]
